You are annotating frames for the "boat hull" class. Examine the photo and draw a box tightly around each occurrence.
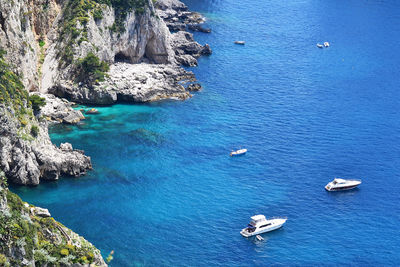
[240,219,286,237]
[325,184,360,191]
[230,152,246,156]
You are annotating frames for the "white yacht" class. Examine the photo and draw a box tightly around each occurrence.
[230,148,247,156]
[325,178,361,191]
[240,215,287,237]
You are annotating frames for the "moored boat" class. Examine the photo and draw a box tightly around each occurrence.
[317,43,323,48]
[230,148,247,156]
[324,41,330,47]
[325,178,361,191]
[234,41,245,45]
[240,215,287,237]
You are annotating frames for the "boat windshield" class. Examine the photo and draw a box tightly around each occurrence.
[247,224,256,233]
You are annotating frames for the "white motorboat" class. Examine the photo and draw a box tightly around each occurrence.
[240,215,287,237]
[324,41,330,47]
[234,41,245,45]
[325,178,361,191]
[317,43,323,48]
[230,148,247,156]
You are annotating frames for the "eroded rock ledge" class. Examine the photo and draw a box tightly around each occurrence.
[50,62,196,104]
[0,105,91,185]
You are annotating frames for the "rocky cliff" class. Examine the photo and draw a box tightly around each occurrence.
[39,0,210,104]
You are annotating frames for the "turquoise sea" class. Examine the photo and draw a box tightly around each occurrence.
[12,0,400,265]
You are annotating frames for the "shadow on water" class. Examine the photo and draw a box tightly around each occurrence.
[325,187,360,196]
[126,128,165,146]
[49,124,74,135]
[92,167,141,185]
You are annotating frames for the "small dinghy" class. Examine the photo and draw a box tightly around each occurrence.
[86,108,99,114]
[230,148,247,156]
[316,43,323,48]
[256,235,264,241]
[324,42,330,47]
[234,41,245,45]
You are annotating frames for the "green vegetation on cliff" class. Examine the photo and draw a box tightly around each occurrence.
[0,172,100,266]
[0,49,29,112]
[76,52,110,87]
[28,94,46,113]
[0,50,45,138]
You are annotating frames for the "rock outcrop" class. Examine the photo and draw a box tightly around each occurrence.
[0,105,91,185]
[155,0,205,32]
[33,93,85,124]
[171,31,212,66]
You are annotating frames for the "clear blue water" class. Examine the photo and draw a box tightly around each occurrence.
[11,0,400,265]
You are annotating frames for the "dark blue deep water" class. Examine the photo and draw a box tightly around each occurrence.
[12,0,400,265]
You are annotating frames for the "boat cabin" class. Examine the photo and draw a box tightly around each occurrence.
[247,215,272,232]
[332,178,346,184]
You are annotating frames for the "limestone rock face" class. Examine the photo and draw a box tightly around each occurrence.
[0,0,60,91]
[0,105,92,185]
[41,0,176,93]
[0,0,38,91]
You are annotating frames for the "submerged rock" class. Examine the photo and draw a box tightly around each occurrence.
[188,24,211,33]
[187,83,202,91]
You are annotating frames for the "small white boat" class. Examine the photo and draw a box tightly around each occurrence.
[324,42,330,47]
[230,148,247,156]
[234,41,245,45]
[325,178,361,191]
[317,43,323,48]
[240,215,287,237]
[256,235,264,241]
